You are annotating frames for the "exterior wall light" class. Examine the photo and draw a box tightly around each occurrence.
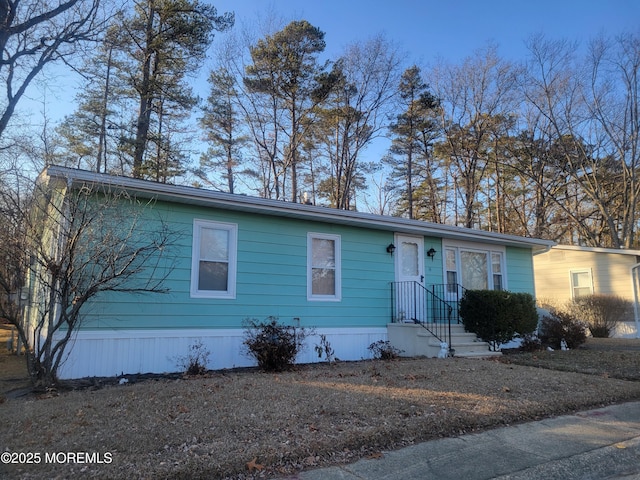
[386,243,396,255]
[427,247,437,260]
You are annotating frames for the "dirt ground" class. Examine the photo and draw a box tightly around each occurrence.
[1,330,640,479]
[0,325,30,398]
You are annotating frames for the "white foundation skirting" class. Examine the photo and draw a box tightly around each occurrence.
[613,321,639,338]
[54,327,388,379]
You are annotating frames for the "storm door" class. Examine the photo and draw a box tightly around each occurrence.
[394,235,425,322]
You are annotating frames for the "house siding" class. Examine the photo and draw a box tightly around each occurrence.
[534,248,638,303]
[505,246,536,294]
[55,200,397,377]
[82,200,396,331]
[423,237,444,285]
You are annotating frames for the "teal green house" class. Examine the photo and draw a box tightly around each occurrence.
[30,166,554,379]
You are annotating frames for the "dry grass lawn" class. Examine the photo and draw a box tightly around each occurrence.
[1,328,640,479]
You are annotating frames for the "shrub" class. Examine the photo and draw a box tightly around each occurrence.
[314,334,336,363]
[538,310,588,350]
[177,340,210,375]
[519,333,543,352]
[243,317,310,372]
[368,340,403,360]
[459,290,538,351]
[569,294,631,338]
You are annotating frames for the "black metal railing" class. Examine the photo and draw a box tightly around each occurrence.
[390,282,465,349]
[429,283,465,326]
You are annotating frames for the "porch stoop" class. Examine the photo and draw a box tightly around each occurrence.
[387,323,501,359]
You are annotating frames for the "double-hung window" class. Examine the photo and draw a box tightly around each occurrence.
[191,219,237,298]
[445,248,458,293]
[307,233,341,301]
[492,252,503,291]
[570,269,593,299]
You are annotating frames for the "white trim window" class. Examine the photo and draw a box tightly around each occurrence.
[570,269,593,299]
[308,233,341,301]
[191,219,237,298]
[443,242,506,292]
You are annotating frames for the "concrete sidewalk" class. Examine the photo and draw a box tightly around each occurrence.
[280,401,640,480]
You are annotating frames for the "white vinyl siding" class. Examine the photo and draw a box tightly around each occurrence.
[191,219,237,298]
[308,233,341,301]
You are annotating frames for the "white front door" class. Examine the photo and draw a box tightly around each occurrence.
[394,234,425,322]
[395,234,425,284]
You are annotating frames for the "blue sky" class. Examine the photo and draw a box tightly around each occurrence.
[22,0,639,180]
[35,0,639,124]
[210,0,640,65]
[196,0,640,194]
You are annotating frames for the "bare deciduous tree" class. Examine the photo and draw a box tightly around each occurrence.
[430,44,519,229]
[0,167,177,388]
[0,0,103,139]
[522,33,640,248]
[315,35,402,209]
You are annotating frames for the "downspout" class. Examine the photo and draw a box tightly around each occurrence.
[631,263,640,339]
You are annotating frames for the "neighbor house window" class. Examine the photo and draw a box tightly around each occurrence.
[443,242,506,293]
[570,269,593,299]
[308,233,341,301]
[191,219,237,298]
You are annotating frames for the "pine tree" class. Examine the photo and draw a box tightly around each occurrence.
[244,20,331,201]
[113,0,233,179]
[197,68,249,193]
[387,66,441,219]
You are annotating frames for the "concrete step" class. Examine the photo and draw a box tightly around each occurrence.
[421,333,479,343]
[387,322,499,359]
[454,350,502,359]
[420,327,496,357]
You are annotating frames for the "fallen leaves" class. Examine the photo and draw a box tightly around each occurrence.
[246,457,264,473]
[2,339,640,480]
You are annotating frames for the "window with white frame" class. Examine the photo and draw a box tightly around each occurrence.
[443,243,506,292]
[307,233,341,301]
[492,252,503,291]
[191,219,237,298]
[445,248,458,293]
[570,269,593,299]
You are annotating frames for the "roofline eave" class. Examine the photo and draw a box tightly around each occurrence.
[44,165,556,251]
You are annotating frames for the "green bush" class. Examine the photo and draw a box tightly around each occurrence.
[459,290,538,351]
[242,317,310,372]
[569,294,631,338]
[538,310,588,349]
